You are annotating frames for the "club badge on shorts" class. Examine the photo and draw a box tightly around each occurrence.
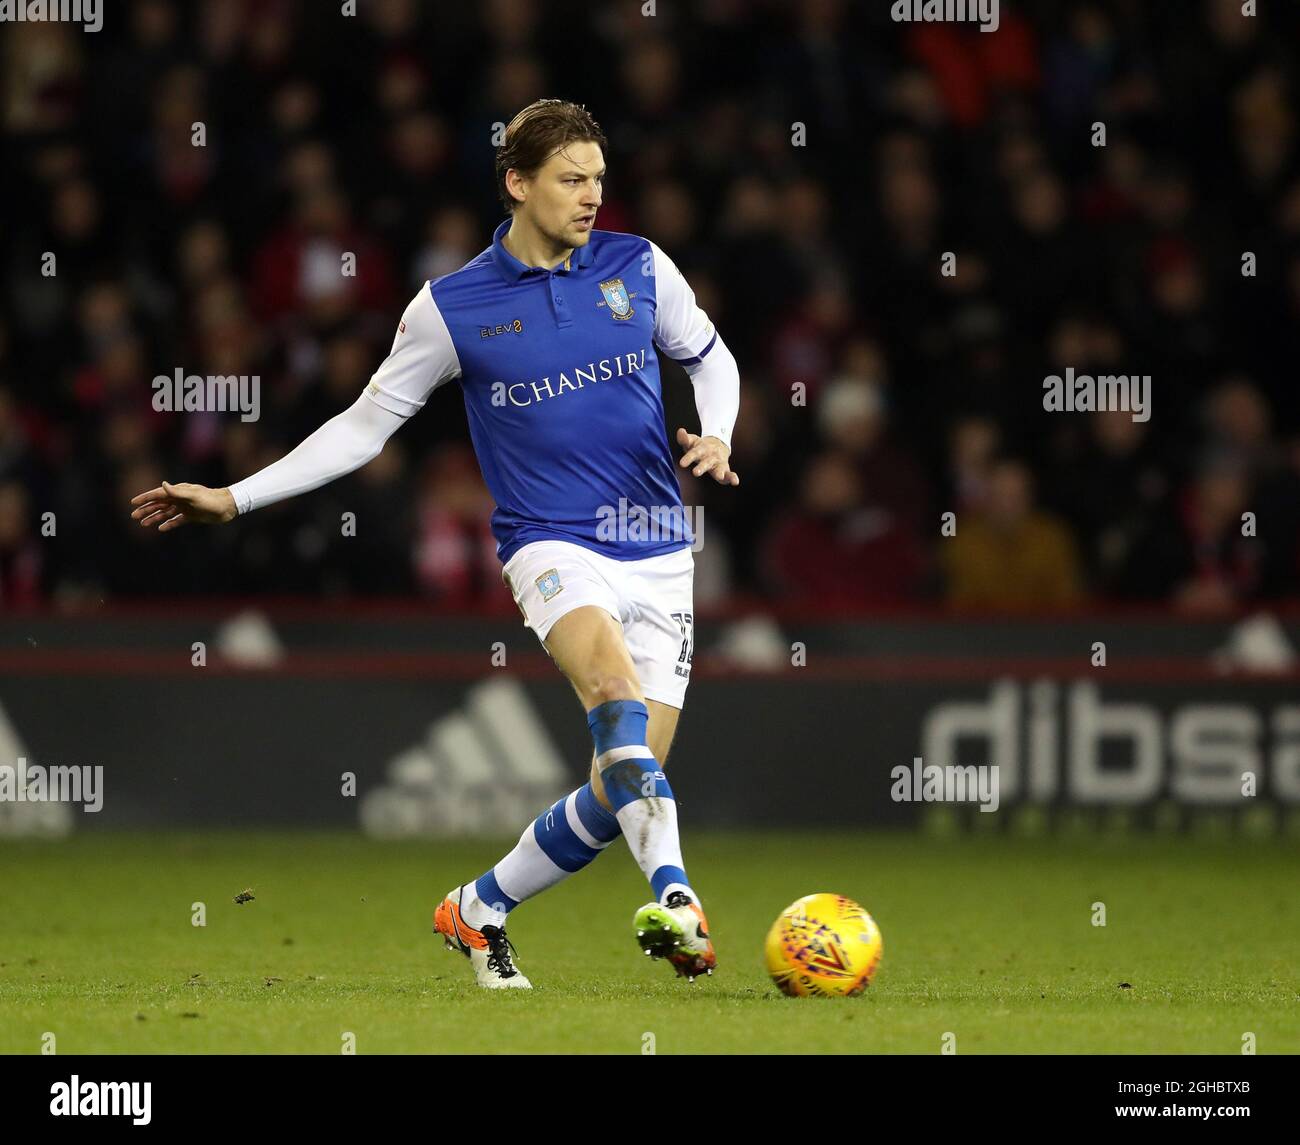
[598,277,634,320]
[535,568,563,601]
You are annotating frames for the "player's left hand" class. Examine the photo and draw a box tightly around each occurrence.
[676,428,739,486]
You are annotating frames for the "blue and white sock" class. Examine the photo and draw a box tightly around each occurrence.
[459,781,621,930]
[589,699,697,907]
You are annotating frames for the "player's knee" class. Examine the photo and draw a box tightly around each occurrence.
[585,674,641,707]
[589,763,614,811]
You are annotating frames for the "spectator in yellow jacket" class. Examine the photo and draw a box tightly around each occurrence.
[943,459,1084,610]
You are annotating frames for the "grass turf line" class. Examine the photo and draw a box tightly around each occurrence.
[0,831,1296,1054]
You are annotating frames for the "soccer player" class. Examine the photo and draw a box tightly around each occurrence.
[130,100,741,989]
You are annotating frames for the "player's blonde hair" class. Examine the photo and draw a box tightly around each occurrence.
[495,99,607,214]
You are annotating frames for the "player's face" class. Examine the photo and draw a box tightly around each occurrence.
[520,140,605,249]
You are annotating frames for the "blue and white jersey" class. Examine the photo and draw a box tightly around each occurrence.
[363,220,724,564]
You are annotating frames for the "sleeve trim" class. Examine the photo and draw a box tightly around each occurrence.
[662,328,717,368]
[362,380,419,418]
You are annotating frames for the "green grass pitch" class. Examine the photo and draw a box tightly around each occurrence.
[0,830,1296,1054]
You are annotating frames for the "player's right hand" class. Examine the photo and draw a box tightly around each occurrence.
[130,481,237,531]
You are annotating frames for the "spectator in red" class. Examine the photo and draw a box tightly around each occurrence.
[769,274,857,407]
[413,444,503,608]
[1118,460,1263,613]
[905,6,1039,129]
[250,185,397,327]
[761,449,926,607]
[0,482,43,606]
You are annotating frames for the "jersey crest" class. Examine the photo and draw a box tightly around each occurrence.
[598,277,634,320]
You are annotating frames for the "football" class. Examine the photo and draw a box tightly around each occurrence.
[765,893,883,997]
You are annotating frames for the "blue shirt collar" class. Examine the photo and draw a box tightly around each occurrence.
[490,217,594,283]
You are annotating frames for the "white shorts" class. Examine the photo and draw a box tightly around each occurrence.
[501,540,695,709]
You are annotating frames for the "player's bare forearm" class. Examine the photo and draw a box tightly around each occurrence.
[130,481,238,532]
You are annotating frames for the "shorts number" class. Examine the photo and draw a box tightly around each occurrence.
[670,610,694,669]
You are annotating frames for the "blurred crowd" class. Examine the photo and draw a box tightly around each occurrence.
[2,0,1300,615]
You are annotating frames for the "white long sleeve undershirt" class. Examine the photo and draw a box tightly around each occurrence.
[227,339,739,517]
[681,333,739,452]
[227,392,406,515]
